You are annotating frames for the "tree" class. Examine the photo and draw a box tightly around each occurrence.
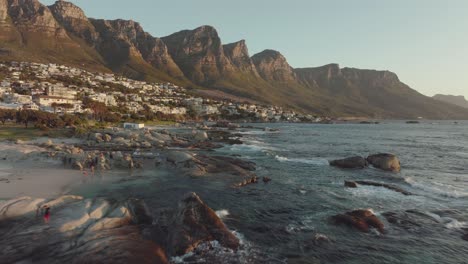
[0,109,15,125]
[16,110,37,128]
[83,98,108,121]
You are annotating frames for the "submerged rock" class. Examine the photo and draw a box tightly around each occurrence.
[329,156,368,169]
[344,180,358,188]
[167,192,240,256]
[330,209,385,234]
[367,153,401,172]
[262,176,272,183]
[462,233,468,241]
[353,180,412,195]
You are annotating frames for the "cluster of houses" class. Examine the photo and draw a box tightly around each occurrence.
[0,61,327,122]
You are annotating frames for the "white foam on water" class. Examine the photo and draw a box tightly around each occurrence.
[170,230,253,264]
[229,138,277,153]
[405,177,468,198]
[275,155,329,166]
[238,130,267,135]
[424,212,467,230]
[215,209,230,219]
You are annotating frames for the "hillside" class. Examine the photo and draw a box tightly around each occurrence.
[1,0,467,119]
[433,94,468,109]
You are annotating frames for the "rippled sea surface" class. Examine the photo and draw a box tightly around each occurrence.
[73,121,468,263]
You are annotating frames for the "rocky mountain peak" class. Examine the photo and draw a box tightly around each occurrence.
[49,0,87,21]
[341,68,400,84]
[223,40,248,59]
[49,0,98,43]
[162,25,233,84]
[223,40,259,76]
[8,0,56,26]
[251,49,296,82]
[90,19,145,43]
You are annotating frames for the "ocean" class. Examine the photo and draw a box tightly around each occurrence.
[71,121,468,263]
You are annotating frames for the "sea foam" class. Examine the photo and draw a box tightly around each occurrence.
[275,155,329,166]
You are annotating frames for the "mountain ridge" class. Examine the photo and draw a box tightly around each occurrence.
[433,94,468,109]
[0,0,467,119]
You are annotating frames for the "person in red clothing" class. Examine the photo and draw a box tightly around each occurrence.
[43,205,50,224]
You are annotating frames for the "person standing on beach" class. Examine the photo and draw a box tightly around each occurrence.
[43,205,50,224]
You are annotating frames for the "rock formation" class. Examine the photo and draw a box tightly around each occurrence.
[367,153,401,172]
[166,192,240,256]
[251,49,296,83]
[331,209,385,234]
[1,0,468,119]
[329,156,368,169]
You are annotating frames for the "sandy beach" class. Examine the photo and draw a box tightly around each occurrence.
[0,140,84,199]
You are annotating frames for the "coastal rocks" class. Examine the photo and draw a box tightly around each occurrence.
[196,155,256,176]
[330,209,385,234]
[367,153,401,172]
[166,151,194,165]
[345,180,412,195]
[344,180,358,188]
[72,160,84,170]
[167,192,240,256]
[234,176,259,187]
[103,133,112,142]
[262,176,272,183]
[206,130,243,145]
[329,156,368,169]
[462,233,468,241]
[89,132,104,143]
[188,141,223,150]
[0,195,168,264]
[193,131,208,142]
[330,154,401,172]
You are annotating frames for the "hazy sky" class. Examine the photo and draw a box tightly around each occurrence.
[42,0,468,98]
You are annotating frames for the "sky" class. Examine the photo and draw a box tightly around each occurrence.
[41,0,468,98]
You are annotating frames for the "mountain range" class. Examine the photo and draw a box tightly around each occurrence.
[1,0,468,119]
[433,94,468,109]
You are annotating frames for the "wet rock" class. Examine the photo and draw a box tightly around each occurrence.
[330,209,385,234]
[329,156,368,169]
[127,198,153,225]
[382,211,422,230]
[206,130,243,145]
[234,176,259,187]
[263,176,272,183]
[194,155,256,178]
[367,153,401,172]
[166,151,194,165]
[193,131,209,142]
[354,180,412,195]
[188,141,223,150]
[462,233,468,241]
[167,192,239,256]
[344,180,358,188]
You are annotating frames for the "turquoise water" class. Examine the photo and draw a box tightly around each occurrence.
[72,122,468,263]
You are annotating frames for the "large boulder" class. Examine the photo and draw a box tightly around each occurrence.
[0,196,168,264]
[193,131,208,142]
[329,156,368,169]
[167,193,240,256]
[166,151,194,165]
[367,153,401,172]
[89,133,104,143]
[330,209,385,234]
